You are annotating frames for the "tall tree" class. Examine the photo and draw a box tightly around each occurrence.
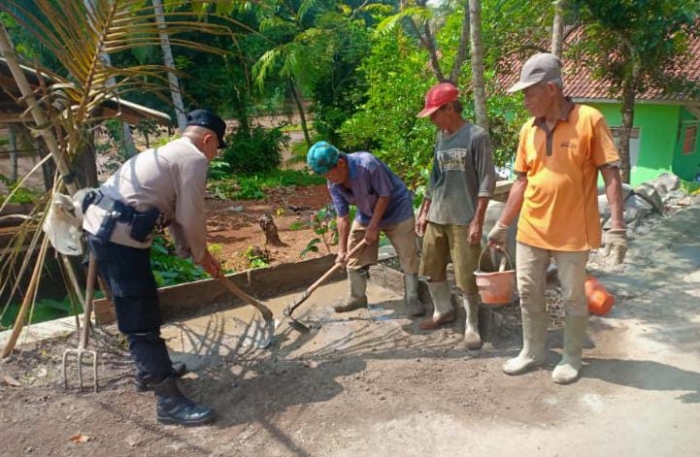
[568,0,699,182]
[84,0,137,157]
[252,0,383,147]
[469,0,488,129]
[377,0,471,84]
[153,0,186,130]
[551,0,566,57]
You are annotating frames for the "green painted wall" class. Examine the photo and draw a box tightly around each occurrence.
[589,102,680,186]
[673,108,700,182]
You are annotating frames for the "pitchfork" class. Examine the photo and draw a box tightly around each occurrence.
[62,253,99,392]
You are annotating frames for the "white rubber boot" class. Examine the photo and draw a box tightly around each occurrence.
[552,315,588,384]
[404,274,425,317]
[503,310,548,375]
[463,294,482,350]
[334,268,368,313]
[419,281,455,330]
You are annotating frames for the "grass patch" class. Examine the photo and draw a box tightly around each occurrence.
[0,174,43,205]
[208,169,326,201]
[1,296,83,329]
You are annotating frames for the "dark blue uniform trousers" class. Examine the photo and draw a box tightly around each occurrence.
[87,234,173,383]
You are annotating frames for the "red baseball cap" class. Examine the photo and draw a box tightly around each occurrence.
[417,82,459,117]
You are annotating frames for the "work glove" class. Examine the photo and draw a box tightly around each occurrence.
[603,229,628,265]
[487,221,510,247]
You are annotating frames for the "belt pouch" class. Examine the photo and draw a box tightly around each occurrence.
[129,206,161,242]
[95,198,119,243]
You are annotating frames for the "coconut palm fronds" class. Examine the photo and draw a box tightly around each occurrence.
[0,0,240,356]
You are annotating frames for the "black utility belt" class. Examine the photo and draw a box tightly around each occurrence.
[84,190,162,243]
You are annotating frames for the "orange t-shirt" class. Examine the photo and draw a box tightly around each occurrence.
[514,104,620,251]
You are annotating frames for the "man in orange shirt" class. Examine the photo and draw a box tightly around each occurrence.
[488,53,627,384]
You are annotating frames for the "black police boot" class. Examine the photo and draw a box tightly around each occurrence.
[152,376,215,426]
[134,362,187,392]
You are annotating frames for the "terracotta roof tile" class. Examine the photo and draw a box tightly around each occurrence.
[497,27,700,102]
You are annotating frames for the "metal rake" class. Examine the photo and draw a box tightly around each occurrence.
[62,254,99,392]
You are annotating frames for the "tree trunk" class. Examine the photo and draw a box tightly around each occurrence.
[551,0,566,57]
[8,125,18,182]
[619,81,635,184]
[289,79,312,147]
[259,212,285,247]
[73,138,99,188]
[84,0,137,158]
[618,39,640,184]
[468,0,489,130]
[449,3,471,84]
[153,0,187,130]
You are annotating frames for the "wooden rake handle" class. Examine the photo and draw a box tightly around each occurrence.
[79,254,98,349]
[286,239,368,316]
[217,276,274,322]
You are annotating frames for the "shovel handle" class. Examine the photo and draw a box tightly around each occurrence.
[217,276,274,321]
[286,239,368,316]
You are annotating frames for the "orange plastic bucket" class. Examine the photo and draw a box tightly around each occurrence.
[474,247,515,306]
[585,275,615,316]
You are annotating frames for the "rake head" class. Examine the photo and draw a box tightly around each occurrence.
[62,348,99,392]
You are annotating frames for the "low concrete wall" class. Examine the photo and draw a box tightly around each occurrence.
[94,254,344,325]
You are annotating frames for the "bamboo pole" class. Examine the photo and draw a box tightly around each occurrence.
[0,21,83,357]
[1,236,50,358]
[0,22,77,195]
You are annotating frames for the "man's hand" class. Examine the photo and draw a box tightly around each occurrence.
[487,221,510,247]
[467,220,483,246]
[198,250,222,278]
[415,214,427,236]
[364,226,379,245]
[335,249,348,266]
[603,229,627,265]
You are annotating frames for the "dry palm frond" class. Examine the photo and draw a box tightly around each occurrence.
[2,0,237,171]
[0,0,241,356]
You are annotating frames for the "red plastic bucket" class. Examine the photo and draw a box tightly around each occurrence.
[474,247,515,306]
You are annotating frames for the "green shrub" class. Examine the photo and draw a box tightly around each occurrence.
[208,159,232,181]
[222,125,288,174]
[150,235,209,287]
[1,296,81,329]
[0,174,42,204]
[207,169,326,201]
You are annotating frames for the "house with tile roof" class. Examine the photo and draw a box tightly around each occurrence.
[566,33,700,186]
[501,32,700,186]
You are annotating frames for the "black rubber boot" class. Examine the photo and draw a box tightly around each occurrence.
[134,362,187,392]
[152,376,215,426]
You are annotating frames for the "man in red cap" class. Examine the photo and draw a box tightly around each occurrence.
[415,82,497,350]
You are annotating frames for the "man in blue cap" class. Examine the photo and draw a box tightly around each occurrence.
[307,141,424,317]
[81,109,226,426]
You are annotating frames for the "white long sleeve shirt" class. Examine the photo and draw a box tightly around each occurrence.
[82,137,209,262]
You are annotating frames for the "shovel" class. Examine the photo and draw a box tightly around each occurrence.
[284,239,368,333]
[217,276,276,348]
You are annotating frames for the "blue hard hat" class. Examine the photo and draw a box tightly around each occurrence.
[307,141,340,175]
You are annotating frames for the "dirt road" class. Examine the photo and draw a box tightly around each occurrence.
[2,202,700,456]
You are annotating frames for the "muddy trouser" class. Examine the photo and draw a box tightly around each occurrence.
[516,242,589,316]
[418,222,480,294]
[86,233,173,384]
[346,217,419,275]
